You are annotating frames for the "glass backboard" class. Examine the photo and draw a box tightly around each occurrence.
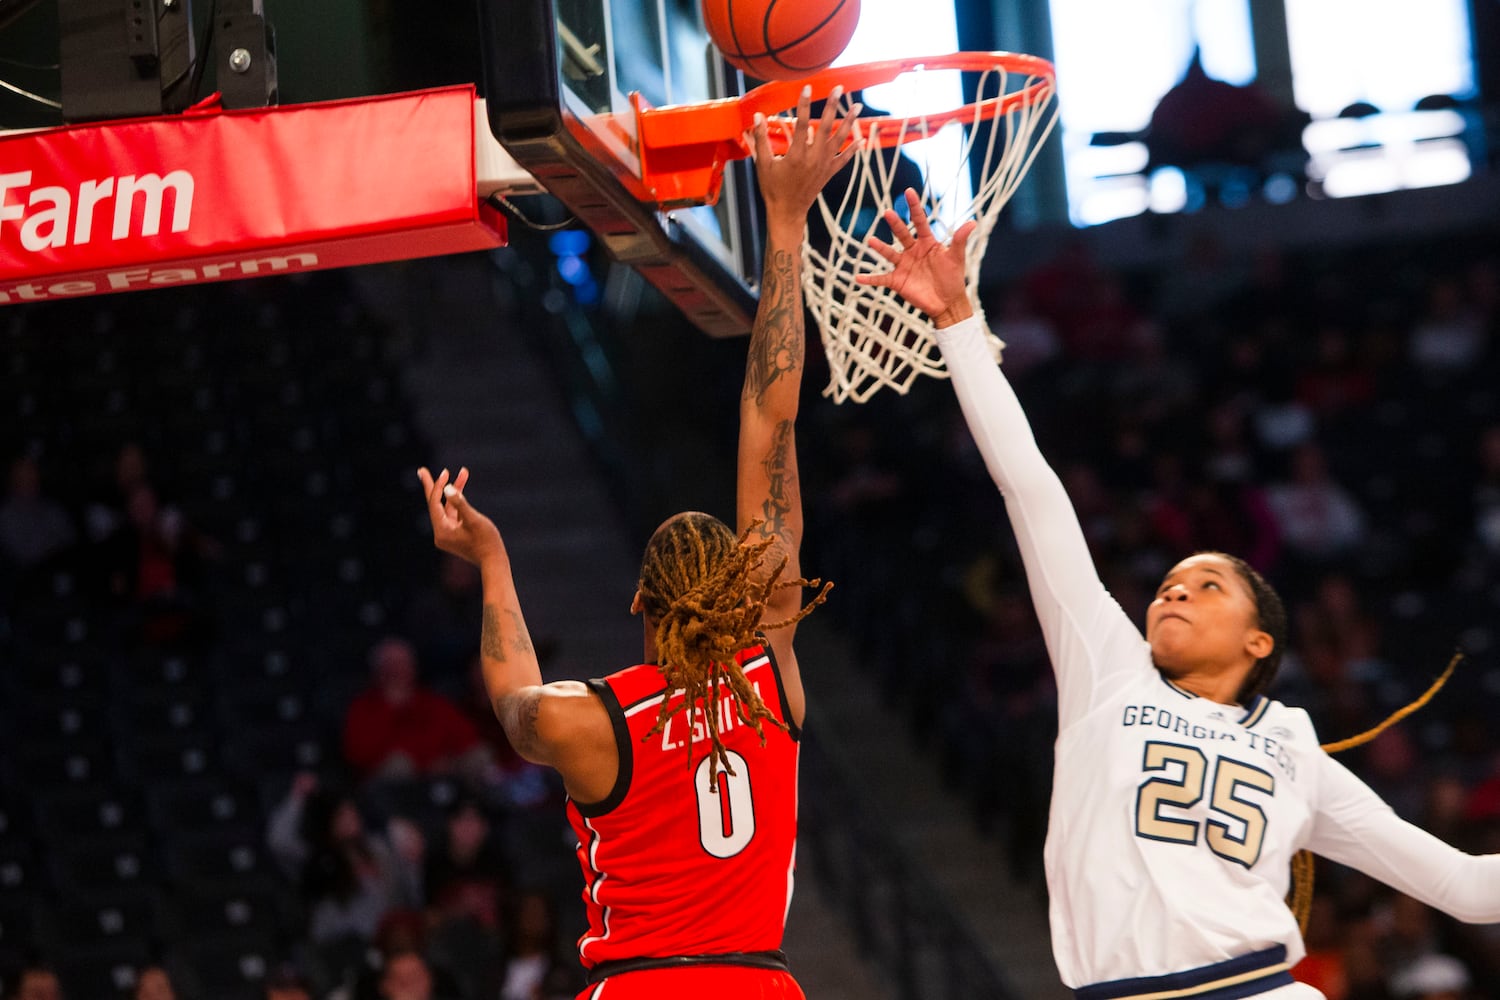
[480,0,762,336]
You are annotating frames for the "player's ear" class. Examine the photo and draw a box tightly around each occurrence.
[1244,628,1273,662]
[630,589,644,615]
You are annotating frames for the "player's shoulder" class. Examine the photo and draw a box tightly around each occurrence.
[595,662,668,705]
[1251,696,1320,746]
[735,639,776,674]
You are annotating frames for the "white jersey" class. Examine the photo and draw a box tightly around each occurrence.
[935,316,1500,997]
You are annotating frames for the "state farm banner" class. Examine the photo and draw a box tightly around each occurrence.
[0,86,507,304]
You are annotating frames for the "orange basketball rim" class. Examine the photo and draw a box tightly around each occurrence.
[634,51,1056,207]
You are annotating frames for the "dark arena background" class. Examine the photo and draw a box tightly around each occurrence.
[2,1,1500,999]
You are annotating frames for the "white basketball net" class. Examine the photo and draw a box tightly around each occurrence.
[794,66,1058,404]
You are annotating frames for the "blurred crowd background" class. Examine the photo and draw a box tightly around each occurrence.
[1,181,1498,1000]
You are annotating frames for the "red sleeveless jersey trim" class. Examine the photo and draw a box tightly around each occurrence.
[566,640,800,968]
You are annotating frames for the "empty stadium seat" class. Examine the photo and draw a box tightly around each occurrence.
[160,830,269,891]
[35,787,142,843]
[48,834,158,896]
[145,778,258,838]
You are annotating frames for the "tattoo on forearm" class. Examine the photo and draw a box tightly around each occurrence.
[483,604,535,663]
[497,689,543,759]
[757,419,795,540]
[744,249,803,405]
[481,604,507,663]
[507,608,534,657]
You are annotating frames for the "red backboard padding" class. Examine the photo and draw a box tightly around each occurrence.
[0,85,506,304]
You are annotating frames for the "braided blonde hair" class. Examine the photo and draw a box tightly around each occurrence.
[636,513,831,778]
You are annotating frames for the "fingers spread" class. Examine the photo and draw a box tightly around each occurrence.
[906,189,935,240]
[882,209,911,248]
[791,85,813,148]
[418,466,449,525]
[818,84,842,138]
[951,219,978,259]
[752,112,772,163]
[866,235,898,263]
[418,467,442,515]
[836,102,863,147]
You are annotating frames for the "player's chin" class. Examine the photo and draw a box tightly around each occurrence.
[1148,640,1190,677]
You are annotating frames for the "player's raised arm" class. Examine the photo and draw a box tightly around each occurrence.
[858,190,1139,722]
[735,88,857,721]
[416,466,606,785]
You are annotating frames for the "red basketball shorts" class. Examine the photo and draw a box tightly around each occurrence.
[577,964,805,1000]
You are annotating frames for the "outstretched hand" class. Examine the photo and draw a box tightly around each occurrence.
[417,466,502,567]
[750,85,862,235]
[856,188,976,327]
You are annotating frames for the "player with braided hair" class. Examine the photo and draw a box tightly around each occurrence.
[418,87,856,1000]
[858,189,1500,1000]
[635,513,827,781]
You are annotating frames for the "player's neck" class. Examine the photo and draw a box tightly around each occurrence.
[641,616,659,664]
[1162,666,1246,707]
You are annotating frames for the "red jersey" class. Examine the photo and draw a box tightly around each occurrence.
[566,643,800,969]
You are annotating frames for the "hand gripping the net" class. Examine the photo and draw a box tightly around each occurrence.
[794,59,1057,402]
[634,52,1058,402]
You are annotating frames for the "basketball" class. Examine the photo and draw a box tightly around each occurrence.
[701,0,861,82]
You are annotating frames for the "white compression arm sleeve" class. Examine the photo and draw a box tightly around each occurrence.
[1308,752,1500,923]
[934,316,1147,726]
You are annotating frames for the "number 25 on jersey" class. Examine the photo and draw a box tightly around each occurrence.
[1135,740,1275,867]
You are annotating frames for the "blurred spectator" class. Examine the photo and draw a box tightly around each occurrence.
[1421,775,1474,850]
[1264,443,1367,565]
[1359,729,1427,824]
[342,637,491,783]
[499,891,575,1000]
[376,950,440,1000]
[1340,905,1397,1000]
[1023,238,1101,351]
[1294,896,1349,1000]
[132,966,176,1000]
[1108,320,1196,422]
[1409,277,1486,377]
[1154,231,1251,323]
[1463,760,1500,826]
[82,441,152,545]
[1146,51,1282,172]
[338,913,469,1000]
[1390,953,1471,1000]
[402,553,485,685]
[13,965,63,1000]
[0,453,76,572]
[1252,385,1316,454]
[1297,324,1377,417]
[94,480,216,646]
[1307,573,1385,678]
[1382,896,1468,991]
[266,775,425,943]
[1466,256,1499,318]
[423,797,512,1000]
[1467,423,1500,561]
[985,287,1060,377]
[425,799,509,930]
[455,655,557,812]
[942,583,1053,868]
[1150,469,1281,577]
[265,965,314,1000]
[1062,272,1155,363]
